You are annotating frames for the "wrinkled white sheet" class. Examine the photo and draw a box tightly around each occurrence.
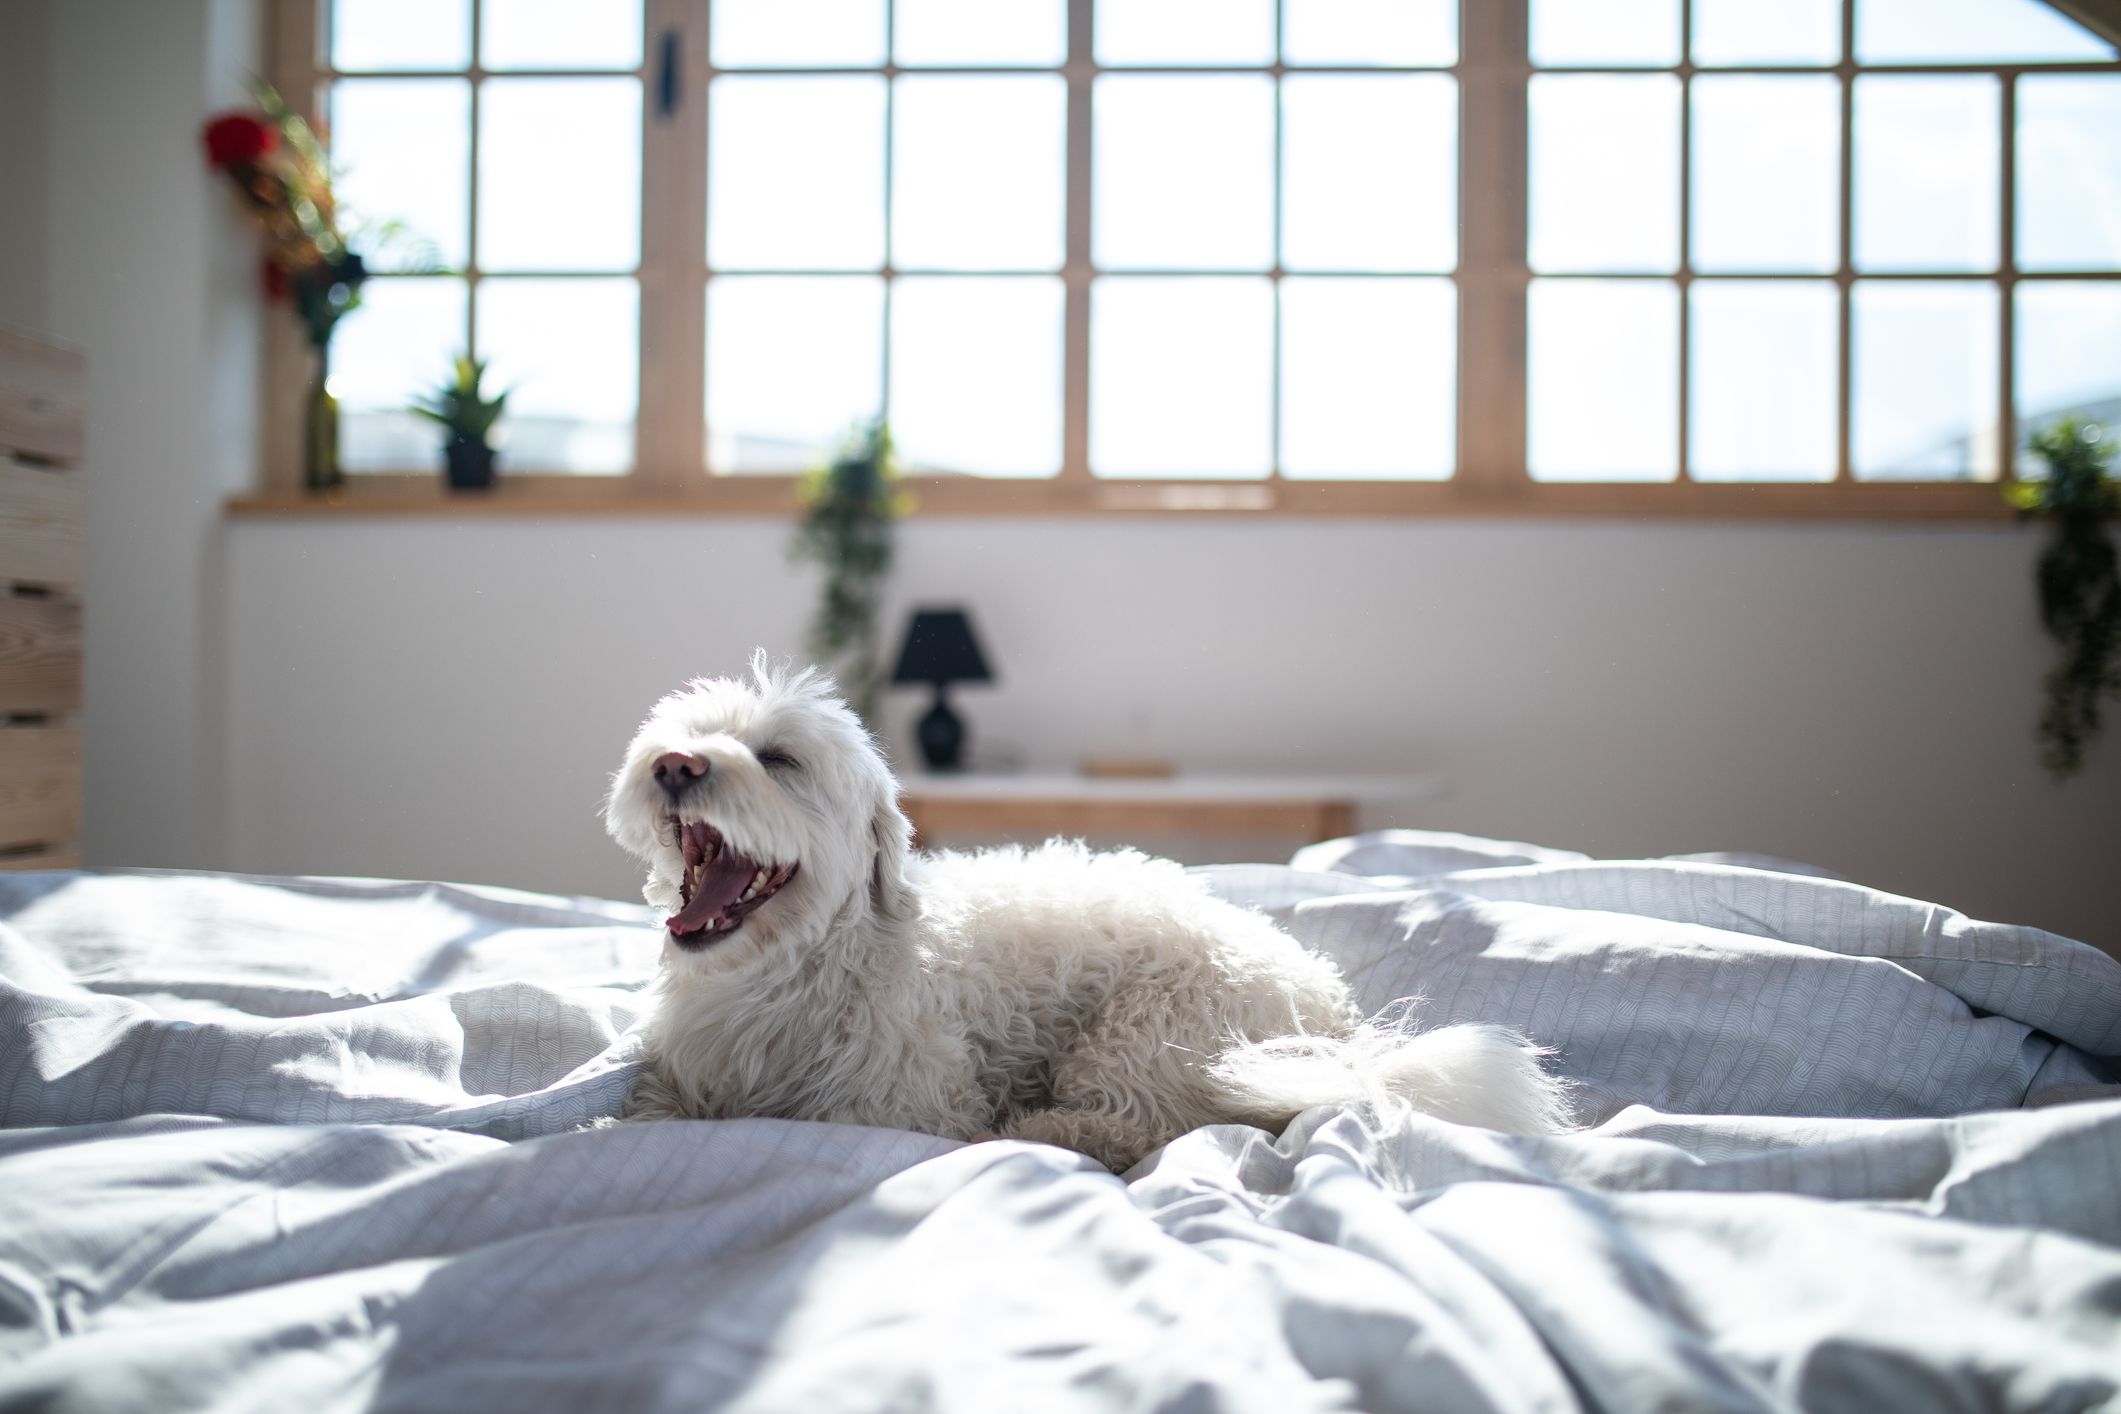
[1,841,2117,1412]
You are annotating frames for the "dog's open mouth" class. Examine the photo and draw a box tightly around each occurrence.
[667,820,798,946]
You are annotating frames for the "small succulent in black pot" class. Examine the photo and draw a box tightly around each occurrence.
[413,355,510,491]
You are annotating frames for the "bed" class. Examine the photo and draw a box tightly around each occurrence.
[3,832,2118,1412]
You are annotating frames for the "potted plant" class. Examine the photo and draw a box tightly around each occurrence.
[412,356,509,491]
[2008,419,2119,777]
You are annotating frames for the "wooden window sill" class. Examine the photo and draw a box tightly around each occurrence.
[225,475,2024,521]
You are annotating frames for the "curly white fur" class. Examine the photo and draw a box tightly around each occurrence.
[605,654,1570,1171]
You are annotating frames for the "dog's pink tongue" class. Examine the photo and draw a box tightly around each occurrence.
[668,848,759,936]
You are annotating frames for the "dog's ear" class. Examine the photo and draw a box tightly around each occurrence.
[869,789,917,928]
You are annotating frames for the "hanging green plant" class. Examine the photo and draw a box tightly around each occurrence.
[2008,419,2119,778]
[790,420,911,726]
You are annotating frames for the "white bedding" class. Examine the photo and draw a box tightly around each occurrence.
[2,837,2117,1412]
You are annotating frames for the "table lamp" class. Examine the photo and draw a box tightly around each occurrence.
[890,608,994,771]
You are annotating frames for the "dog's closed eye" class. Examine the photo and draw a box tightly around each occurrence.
[756,748,800,772]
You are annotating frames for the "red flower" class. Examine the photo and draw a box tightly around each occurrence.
[202,112,276,169]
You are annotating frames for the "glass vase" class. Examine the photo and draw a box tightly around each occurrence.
[304,342,343,493]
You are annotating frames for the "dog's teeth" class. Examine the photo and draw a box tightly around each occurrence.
[752,869,766,889]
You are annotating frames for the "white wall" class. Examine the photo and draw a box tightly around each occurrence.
[225,516,2121,952]
[0,0,52,333]
[17,0,260,870]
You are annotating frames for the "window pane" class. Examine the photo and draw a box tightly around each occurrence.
[1095,77,1274,272]
[2018,77,2121,273]
[1282,0,1457,66]
[1690,76,1839,274]
[1529,76,1679,274]
[331,79,470,272]
[1095,0,1275,65]
[1282,77,1457,273]
[707,277,883,472]
[1091,278,1272,477]
[890,278,1063,476]
[334,277,470,472]
[713,0,887,67]
[481,0,642,70]
[1689,280,1838,482]
[1858,0,2114,63]
[1528,279,1678,481]
[1852,282,1998,480]
[894,78,1065,271]
[1692,0,1841,65]
[1281,278,1454,480]
[476,277,639,474]
[710,78,884,271]
[2016,283,2121,468]
[1530,0,1680,67]
[894,0,1065,66]
[1854,77,1999,274]
[478,79,641,272]
[332,0,470,71]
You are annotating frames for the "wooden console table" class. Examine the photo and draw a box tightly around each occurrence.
[897,774,1440,850]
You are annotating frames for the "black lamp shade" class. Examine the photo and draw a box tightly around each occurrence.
[891,609,993,772]
[891,609,994,687]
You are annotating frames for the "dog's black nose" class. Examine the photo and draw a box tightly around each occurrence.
[653,752,708,798]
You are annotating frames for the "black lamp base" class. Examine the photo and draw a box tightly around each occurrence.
[917,688,966,771]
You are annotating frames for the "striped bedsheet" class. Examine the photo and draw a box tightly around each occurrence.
[2,838,2116,1412]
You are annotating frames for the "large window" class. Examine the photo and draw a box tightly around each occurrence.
[1526,0,2121,486]
[264,0,2120,513]
[323,1,644,476]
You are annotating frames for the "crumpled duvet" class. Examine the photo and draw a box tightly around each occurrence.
[1,837,2116,1412]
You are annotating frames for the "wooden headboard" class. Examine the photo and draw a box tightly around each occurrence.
[0,327,85,869]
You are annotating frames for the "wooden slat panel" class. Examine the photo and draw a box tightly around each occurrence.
[0,726,81,850]
[0,595,82,714]
[0,846,81,871]
[0,328,87,465]
[0,456,85,589]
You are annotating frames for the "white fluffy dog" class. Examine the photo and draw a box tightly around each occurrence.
[605,656,1569,1171]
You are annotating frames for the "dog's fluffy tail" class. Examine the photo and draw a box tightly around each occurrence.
[1208,1017,1573,1136]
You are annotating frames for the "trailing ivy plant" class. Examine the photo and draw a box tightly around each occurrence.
[2008,419,2119,778]
[791,420,909,726]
